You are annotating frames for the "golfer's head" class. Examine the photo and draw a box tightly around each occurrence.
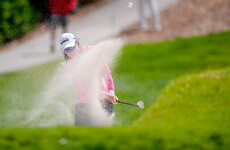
[59,33,79,56]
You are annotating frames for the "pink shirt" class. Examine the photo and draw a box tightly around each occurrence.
[65,46,115,104]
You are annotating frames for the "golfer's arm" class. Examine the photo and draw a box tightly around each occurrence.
[100,90,118,104]
[104,62,115,92]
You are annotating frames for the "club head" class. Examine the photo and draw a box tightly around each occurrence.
[137,101,144,109]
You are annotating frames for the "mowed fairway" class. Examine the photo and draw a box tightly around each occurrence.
[0,31,230,149]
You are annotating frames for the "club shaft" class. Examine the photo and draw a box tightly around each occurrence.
[116,100,139,107]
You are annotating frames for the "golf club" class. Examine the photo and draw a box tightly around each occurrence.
[116,100,144,109]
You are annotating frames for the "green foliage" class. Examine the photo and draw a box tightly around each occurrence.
[0,0,41,45]
[0,0,102,46]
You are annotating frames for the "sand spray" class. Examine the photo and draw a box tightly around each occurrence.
[25,38,123,127]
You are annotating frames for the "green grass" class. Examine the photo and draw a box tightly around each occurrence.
[0,68,229,150]
[134,68,230,149]
[0,60,60,127]
[1,31,230,126]
[0,31,230,149]
[113,31,230,125]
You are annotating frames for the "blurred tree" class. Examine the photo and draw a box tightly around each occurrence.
[29,0,49,19]
[0,0,101,46]
[0,0,41,45]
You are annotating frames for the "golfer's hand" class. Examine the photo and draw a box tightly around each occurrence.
[107,93,118,104]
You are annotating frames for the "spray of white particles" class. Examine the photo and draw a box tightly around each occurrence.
[25,38,123,127]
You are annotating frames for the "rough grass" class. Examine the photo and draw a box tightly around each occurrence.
[134,68,230,148]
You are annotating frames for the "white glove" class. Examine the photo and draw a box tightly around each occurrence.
[109,90,115,95]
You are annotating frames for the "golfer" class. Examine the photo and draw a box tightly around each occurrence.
[59,33,118,126]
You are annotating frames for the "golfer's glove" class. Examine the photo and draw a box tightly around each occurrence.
[109,90,115,95]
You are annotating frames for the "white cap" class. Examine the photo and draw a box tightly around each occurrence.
[59,33,76,52]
